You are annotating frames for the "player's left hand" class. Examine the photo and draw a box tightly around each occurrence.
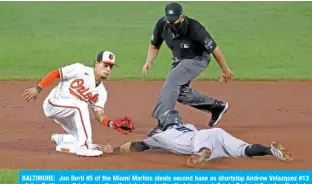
[23,87,40,102]
[111,116,135,135]
[220,68,234,83]
[102,143,114,153]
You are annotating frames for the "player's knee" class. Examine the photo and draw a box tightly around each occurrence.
[163,79,180,90]
[43,107,53,118]
[43,101,53,118]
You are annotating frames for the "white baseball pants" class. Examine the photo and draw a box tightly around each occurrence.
[43,97,93,150]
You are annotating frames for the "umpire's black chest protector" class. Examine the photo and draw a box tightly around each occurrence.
[161,19,207,59]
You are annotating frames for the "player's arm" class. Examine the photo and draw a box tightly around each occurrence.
[192,26,233,82]
[23,63,83,102]
[146,44,160,65]
[191,27,226,67]
[92,87,135,134]
[92,107,135,135]
[92,108,115,128]
[142,18,164,75]
[212,45,231,76]
[148,18,164,63]
[23,69,60,102]
[104,141,150,154]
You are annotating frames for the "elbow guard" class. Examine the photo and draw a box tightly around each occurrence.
[130,142,150,152]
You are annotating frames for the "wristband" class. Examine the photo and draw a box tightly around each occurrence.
[102,116,110,127]
[36,85,42,93]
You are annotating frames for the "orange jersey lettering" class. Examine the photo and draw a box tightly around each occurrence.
[69,79,99,104]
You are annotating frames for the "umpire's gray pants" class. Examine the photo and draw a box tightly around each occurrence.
[152,56,216,120]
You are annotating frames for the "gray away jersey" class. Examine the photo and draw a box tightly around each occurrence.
[143,125,250,160]
[143,124,197,154]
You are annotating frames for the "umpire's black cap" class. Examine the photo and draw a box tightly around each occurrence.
[164,2,183,22]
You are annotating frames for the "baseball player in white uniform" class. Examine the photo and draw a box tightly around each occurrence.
[23,50,135,157]
[103,110,293,166]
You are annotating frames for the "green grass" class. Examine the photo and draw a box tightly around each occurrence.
[0,2,311,80]
[0,170,18,184]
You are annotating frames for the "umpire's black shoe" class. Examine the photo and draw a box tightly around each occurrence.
[208,101,229,127]
[147,123,163,137]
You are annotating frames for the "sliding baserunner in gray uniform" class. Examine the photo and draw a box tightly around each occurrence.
[103,110,293,167]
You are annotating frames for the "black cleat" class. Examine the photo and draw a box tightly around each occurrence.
[208,101,229,127]
[147,123,163,137]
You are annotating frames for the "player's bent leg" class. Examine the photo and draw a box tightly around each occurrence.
[176,59,228,127]
[177,84,215,113]
[213,128,250,158]
[75,102,103,156]
[148,67,188,137]
[71,101,92,147]
[151,72,183,120]
[43,98,76,119]
[51,118,79,145]
[44,98,102,157]
[193,128,293,163]
[149,60,206,137]
[151,58,208,120]
[50,118,101,154]
[44,98,81,152]
[193,128,250,161]
[177,85,228,127]
[72,101,103,157]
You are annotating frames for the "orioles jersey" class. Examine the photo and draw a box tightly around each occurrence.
[46,63,107,110]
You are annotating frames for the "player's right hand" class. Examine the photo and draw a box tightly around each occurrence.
[141,61,153,76]
[23,87,40,102]
[220,68,234,83]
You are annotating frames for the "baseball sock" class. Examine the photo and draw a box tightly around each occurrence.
[245,144,273,157]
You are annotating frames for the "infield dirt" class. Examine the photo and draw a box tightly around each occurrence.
[0,80,311,170]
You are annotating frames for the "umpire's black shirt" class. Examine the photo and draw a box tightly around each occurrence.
[151,16,217,60]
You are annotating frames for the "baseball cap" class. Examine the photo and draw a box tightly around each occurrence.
[164,2,183,22]
[96,50,117,66]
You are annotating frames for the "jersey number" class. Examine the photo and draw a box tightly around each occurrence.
[175,126,193,133]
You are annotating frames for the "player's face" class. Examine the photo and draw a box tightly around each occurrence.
[166,16,184,32]
[167,16,182,24]
[95,62,113,80]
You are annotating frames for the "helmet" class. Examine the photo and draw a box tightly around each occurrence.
[159,110,183,131]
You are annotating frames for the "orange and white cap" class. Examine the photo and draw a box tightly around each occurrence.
[96,50,117,66]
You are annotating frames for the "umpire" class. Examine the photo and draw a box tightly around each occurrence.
[142,2,234,137]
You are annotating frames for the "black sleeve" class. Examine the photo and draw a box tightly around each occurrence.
[150,18,164,49]
[191,25,217,55]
